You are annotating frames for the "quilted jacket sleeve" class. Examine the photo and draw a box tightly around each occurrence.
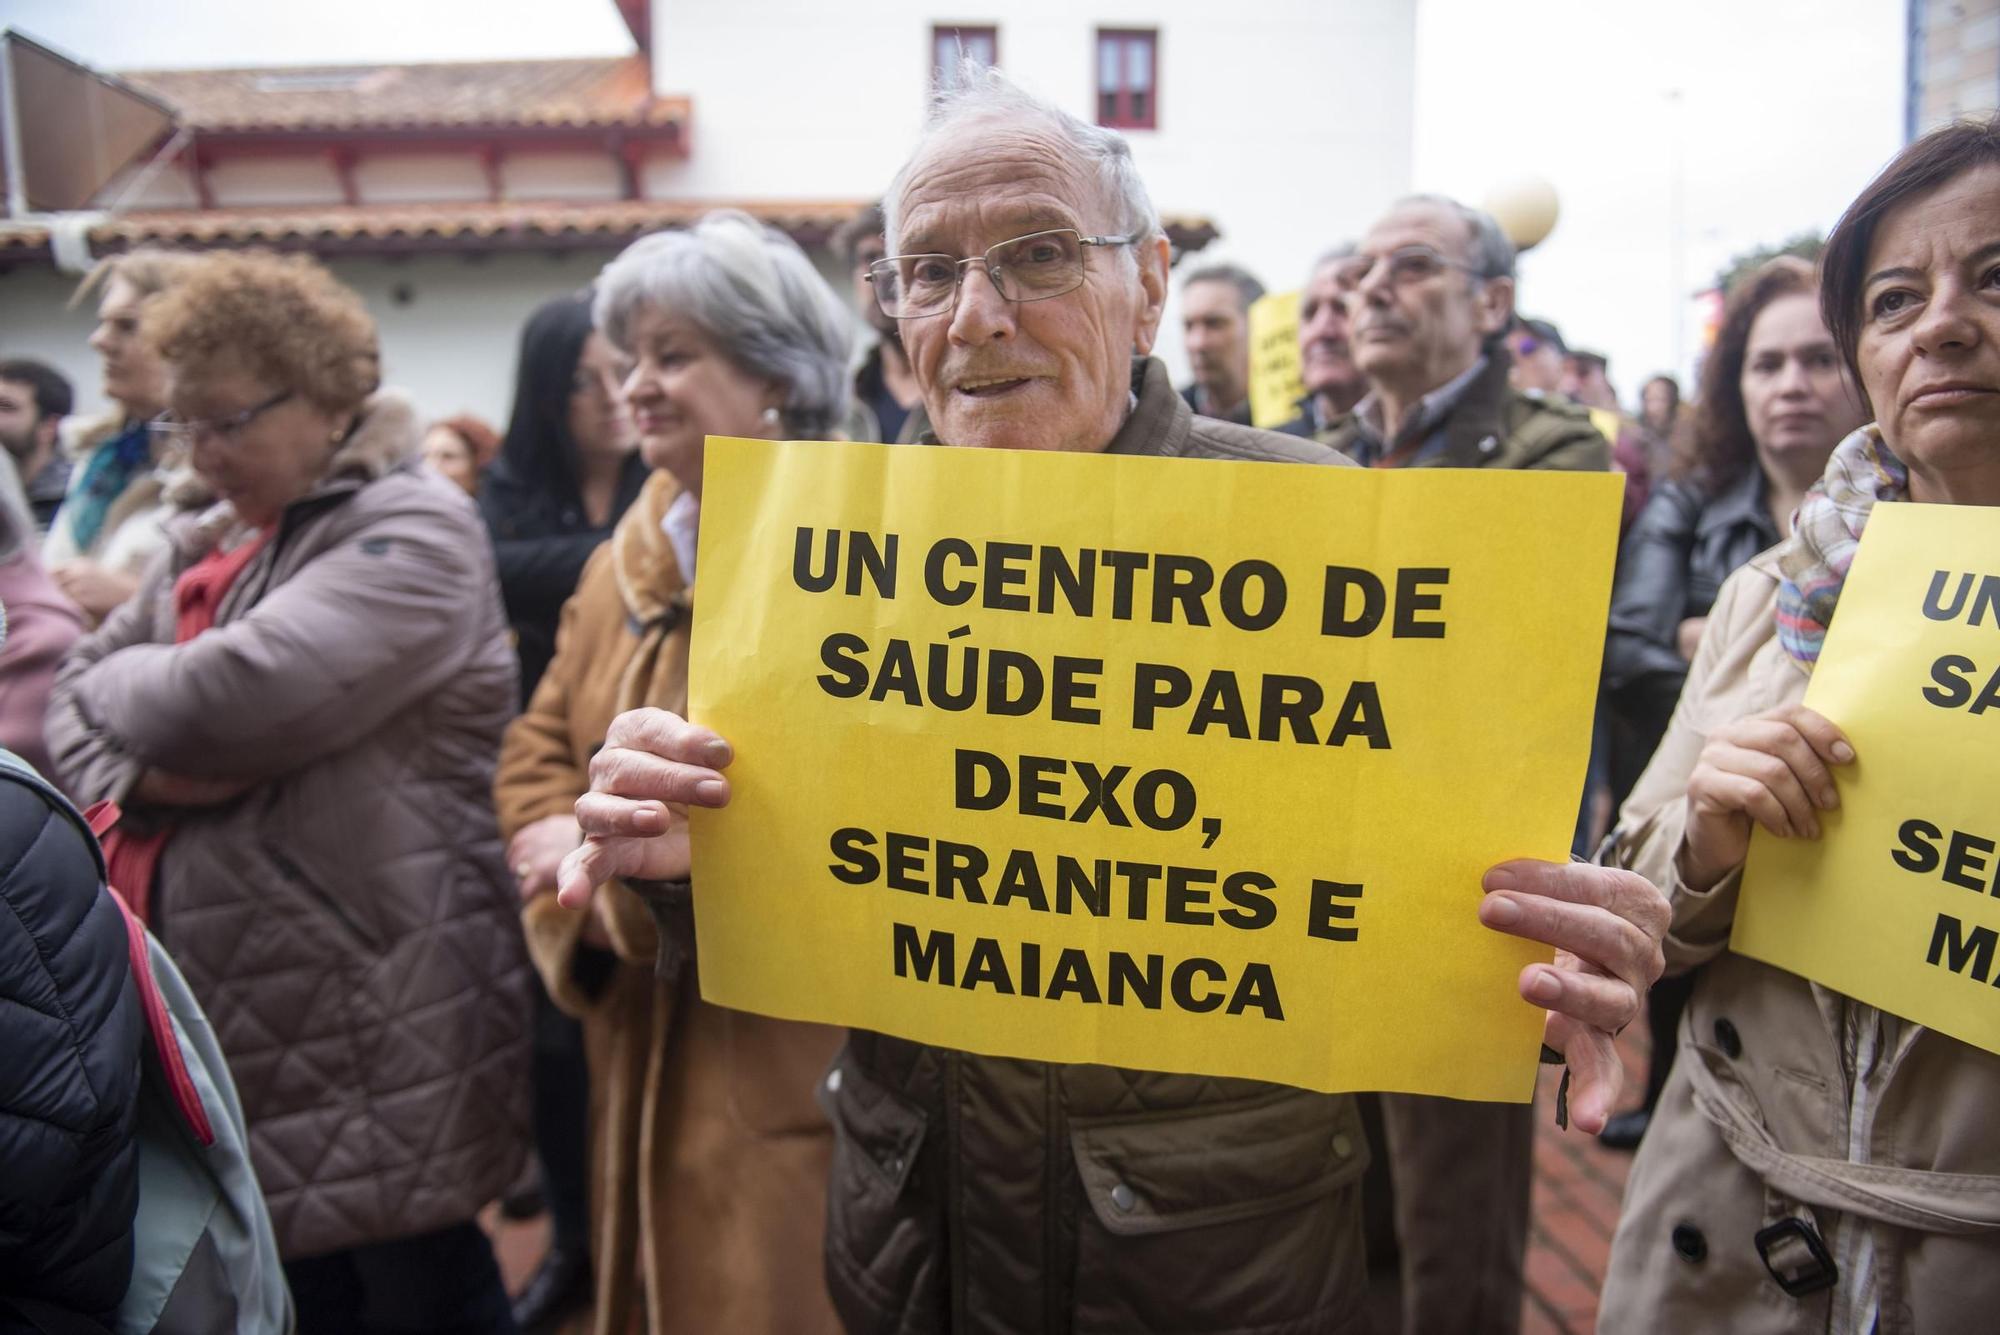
[60,487,497,786]
[45,555,176,806]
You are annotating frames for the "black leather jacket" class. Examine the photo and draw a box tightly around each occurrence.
[1604,470,1780,748]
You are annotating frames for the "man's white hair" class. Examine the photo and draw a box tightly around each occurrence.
[882,61,1163,261]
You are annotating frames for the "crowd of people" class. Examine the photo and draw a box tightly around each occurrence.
[0,59,1995,1335]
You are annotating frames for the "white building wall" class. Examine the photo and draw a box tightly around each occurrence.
[0,251,613,427]
[353,154,490,203]
[649,0,1417,381]
[6,5,1412,431]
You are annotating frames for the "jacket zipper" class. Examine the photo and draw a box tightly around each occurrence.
[1044,1065,1065,1333]
[948,1048,967,1332]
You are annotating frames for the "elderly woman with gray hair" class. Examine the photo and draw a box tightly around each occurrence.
[492,209,853,1335]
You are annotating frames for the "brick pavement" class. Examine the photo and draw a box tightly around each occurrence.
[1521,1025,1650,1335]
[489,1025,1655,1335]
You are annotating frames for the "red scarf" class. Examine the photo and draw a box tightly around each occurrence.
[101,530,272,923]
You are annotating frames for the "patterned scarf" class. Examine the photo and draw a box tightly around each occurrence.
[64,420,156,554]
[1775,424,1911,668]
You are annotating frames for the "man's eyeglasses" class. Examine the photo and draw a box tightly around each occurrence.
[1331,245,1485,294]
[148,390,293,449]
[866,228,1142,320]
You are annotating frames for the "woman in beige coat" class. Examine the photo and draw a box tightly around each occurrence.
[494,210,853,1335]
[1600,114,2000,1333]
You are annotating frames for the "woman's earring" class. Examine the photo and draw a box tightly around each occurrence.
[762,406,782,427]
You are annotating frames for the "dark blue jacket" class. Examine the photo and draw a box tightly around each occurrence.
[0,755,142,1331]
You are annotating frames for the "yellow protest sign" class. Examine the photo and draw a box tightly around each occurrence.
[688,438,1621,1099]
[1247,289,1304,429]
[1735,503,2000,1055]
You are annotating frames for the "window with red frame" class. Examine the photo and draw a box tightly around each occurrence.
[1096,28,1158,130]
[933,25,998,92]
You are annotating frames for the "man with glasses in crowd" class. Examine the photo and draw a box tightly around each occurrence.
[560,74,1665,1335]
[1324,196,1606,475]
[1322,193,1607,1335]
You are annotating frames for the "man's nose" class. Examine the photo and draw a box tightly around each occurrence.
[947,264,1014,344]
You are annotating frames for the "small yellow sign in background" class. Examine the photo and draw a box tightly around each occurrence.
[1248,289,1305,430]
[689,438,1620,1099]
[1736,503,2000,1055]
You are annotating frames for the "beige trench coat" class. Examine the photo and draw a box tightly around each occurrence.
[1598,543,2000,1334]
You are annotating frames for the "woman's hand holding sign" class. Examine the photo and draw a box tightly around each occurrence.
[564,705,1673,1133]
[1679,703,1855,894]
[557,708,732,907]
[1478,861,1669,1134]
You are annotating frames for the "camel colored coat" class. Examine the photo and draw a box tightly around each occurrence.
[495,470,844,1335]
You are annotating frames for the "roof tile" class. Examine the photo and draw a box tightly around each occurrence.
[119,56,676,133]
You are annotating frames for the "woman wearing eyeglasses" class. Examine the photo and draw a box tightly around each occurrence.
[46,251,530,1335]
[494,210,852,1335]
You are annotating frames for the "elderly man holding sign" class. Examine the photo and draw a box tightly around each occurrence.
[1597,115,2000,1332]
[561,69,1665,1335]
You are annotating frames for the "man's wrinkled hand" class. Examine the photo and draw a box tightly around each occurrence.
[1477,859,1669,1134]
[556,707,734,910]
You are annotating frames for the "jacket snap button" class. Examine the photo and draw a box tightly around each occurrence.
[825,1069,842,1093]
[886,1155,904,1176]
[1671,1222,1708,1263]
[1713,1018,1743,1059]
[1332,1133,1354,1159]
[1110,1182,1137,1212]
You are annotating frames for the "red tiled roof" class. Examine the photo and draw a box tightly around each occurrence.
[99,200,857,254]
[118,56,678,134]
[0,204,1220,263]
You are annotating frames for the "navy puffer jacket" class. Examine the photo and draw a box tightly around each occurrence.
[0,754,142,1328]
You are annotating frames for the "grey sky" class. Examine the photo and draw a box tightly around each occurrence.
[1413,0,1906,397]
[8,0,1913,405]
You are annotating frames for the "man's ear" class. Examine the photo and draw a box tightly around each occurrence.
[1130,234,1172,357]
[33,416,59,462]
[1475,276,1517,340]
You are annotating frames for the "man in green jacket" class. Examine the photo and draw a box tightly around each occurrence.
[1323,196,1607,477]
[560,77,1661,1335]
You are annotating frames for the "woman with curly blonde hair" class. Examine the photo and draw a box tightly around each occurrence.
[47,250,531,1335]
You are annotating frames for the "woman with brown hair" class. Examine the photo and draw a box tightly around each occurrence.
[1596,258,1867,1149]
[423,412,501,494]
[46,250,530,1334]
[1601,113,2000,1330]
